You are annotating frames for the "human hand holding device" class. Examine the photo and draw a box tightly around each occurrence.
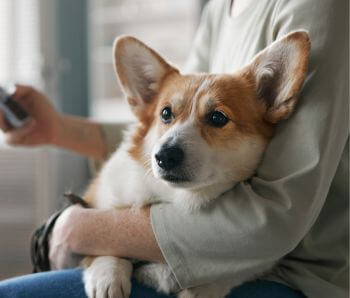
[0,85,106,159]
[0,85,29,128]
[0,85,62,146]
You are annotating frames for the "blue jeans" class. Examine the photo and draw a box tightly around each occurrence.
[0,268,306,298]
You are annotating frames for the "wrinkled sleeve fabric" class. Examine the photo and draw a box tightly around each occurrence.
[150,0,348,289]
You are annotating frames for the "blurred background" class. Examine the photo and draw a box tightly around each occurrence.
[0,0,207,279]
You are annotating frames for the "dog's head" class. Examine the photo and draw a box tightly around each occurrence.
[113,31,310,190]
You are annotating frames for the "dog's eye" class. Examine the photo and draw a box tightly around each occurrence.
[161,107,172,123]
[208,111,228,127]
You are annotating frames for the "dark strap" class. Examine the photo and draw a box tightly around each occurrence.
[30,193,90,273]
[63,193,90,208]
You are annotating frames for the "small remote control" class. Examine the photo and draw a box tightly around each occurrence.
[0,85,29,128]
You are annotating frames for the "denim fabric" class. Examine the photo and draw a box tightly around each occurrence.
[0,269,306,298]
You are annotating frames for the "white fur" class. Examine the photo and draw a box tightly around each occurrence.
[84,256,132,298]
[170,92,184,111]
[192,77,214,101]
[134,263,179,294]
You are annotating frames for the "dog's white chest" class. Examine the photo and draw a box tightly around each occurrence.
[94,144,172,209]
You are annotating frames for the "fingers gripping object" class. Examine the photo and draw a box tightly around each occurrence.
[0,85,29,128]
[30,193,90,273]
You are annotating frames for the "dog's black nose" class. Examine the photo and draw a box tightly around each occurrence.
[155,146,184,171]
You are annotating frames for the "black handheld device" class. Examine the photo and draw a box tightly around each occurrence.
[0,85,29,128]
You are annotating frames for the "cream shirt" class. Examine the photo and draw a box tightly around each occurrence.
[98,0,349,297]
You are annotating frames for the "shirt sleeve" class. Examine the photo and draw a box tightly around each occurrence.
[151,0,349,289]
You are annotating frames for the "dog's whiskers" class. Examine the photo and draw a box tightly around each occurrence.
[142,158,154,178]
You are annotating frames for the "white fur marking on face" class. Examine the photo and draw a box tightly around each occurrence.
[192,77,214,102]
[198,95,218,117]
[188,77,216,120]
[170,92,184,111]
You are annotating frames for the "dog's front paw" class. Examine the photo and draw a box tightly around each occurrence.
[83,256,132,298]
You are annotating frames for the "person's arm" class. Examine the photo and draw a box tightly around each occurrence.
[0,85,108,160]
[49,205,164,269]
[53,115,107,160]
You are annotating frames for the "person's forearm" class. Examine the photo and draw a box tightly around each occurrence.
[53,115,107,160]
[68,206,165,263]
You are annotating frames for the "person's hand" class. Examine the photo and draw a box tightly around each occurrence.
[49,205,84,270]
[0,85,62,146]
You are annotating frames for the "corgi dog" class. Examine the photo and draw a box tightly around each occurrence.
[82,31,310,298]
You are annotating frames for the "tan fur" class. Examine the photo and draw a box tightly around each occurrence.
[82,256,95,268]
[83,177,99,207]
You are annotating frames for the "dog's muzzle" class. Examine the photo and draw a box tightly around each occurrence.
[155,145,184,171]
[154,144,193,184]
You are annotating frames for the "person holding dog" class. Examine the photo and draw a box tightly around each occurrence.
[0,0,348,297]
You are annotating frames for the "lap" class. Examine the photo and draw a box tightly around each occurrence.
[0,269,305,298]
[0,268,86,298]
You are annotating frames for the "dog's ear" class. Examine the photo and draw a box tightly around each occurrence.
[114,36,178,114]
[246,30,310,123]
